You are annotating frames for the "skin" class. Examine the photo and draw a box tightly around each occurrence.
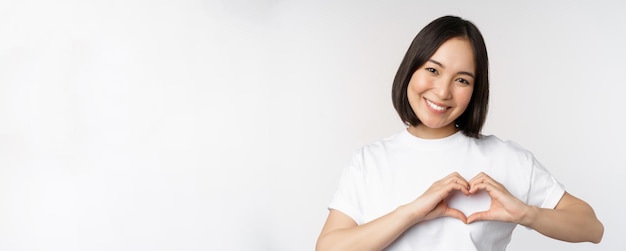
[316,37,604,251]
[406,37,475,139]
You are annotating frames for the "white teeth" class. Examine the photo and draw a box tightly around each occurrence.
[426,99,447,111]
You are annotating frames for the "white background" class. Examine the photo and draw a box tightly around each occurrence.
[1,0,624,250]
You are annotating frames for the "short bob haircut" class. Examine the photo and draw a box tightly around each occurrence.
[391,16,489,138]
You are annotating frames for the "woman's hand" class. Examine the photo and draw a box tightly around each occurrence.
[405,172,471,224]
[465,172,603,243]
[466,172,530,224]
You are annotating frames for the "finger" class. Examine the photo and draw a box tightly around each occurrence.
[444,207,468,223]
[468,172,480,183]
[447,172,469,181]
[435,173,456,186]
[443,173,465,184]
[450,182,470,195]
[467,174,484,191]
[446,173,470,190]
[431,180,470,196]
[480,173,503,187]
[468,179,500,194]
[468,172,490,184]
[467,211,489,224]
[443,176,470,194]
[433,174,469,194]
[448,177,469,187]
[469,173,501,193]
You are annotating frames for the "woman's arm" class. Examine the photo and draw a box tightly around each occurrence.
[316,172,470,251]
[315,207,418,251]
[466,172,604,243]
[520,192,603,243]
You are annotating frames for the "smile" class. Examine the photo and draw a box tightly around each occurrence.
[426,99,448,111]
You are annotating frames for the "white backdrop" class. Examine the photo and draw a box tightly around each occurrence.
[1,0,624,250]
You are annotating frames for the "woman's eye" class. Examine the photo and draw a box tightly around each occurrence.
[425,67,438,74]
[456,78,470,85]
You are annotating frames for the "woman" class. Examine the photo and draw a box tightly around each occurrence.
[316,16,603,251]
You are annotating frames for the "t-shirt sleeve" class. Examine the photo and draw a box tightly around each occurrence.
[327,152,364,225]
[526,157,566,209]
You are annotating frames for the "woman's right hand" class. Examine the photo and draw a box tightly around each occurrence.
[403,172,470,224]
[317,172,471,251]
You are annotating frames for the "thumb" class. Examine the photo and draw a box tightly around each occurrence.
[444,208,468,224]
[467,211,489,224]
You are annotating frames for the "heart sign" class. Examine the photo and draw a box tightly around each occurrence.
[447,189,491,217]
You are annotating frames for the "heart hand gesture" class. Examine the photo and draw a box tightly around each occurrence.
[407,172,530,225]
[466,172,530,224]
[404,172,470,224]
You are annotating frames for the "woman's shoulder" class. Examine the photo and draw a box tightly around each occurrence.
[474,134,534,159]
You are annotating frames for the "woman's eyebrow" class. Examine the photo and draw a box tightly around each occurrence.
[459,71,475,79]
[428,59,444,68]
[428,59,475,79]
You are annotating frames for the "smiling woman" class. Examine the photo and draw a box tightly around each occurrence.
[405,38,475,139]
[315,15,603,251]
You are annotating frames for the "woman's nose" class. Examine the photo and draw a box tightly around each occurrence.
[433,78,452,100]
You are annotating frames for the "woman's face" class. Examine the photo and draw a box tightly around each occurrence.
[407,37,476,138]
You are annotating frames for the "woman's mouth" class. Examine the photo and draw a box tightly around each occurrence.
[425,99,448,111]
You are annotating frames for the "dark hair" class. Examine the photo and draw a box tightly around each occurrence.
[391,15,489,138]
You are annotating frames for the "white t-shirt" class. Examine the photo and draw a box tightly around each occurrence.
[328,130,565,251]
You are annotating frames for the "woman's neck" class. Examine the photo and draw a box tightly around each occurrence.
[407,124,459,139]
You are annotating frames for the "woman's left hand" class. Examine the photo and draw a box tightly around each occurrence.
[466,172,530,224]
